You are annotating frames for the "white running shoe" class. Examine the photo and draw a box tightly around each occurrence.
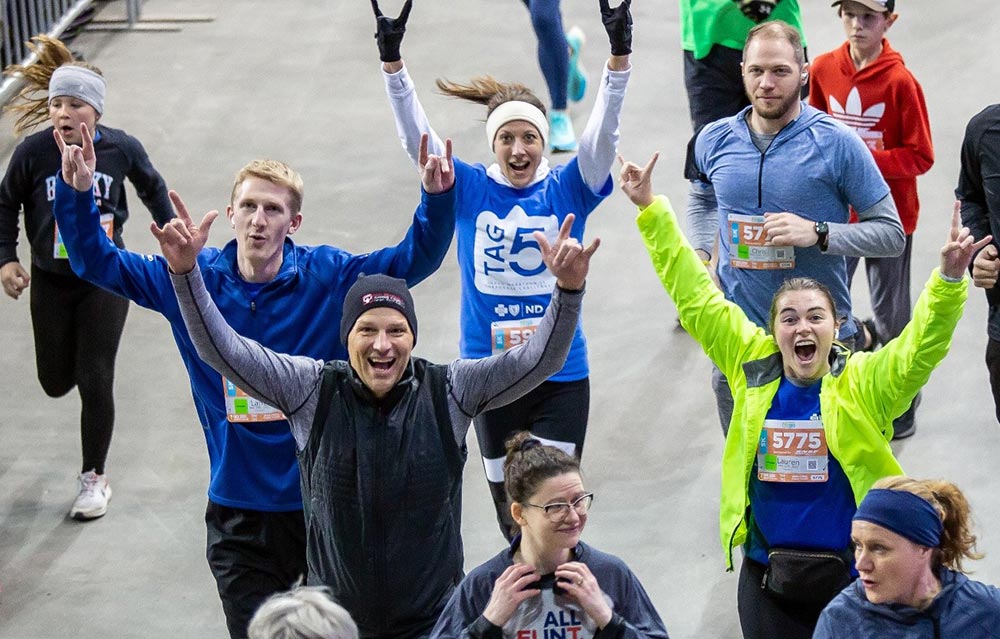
[70,470,112,520]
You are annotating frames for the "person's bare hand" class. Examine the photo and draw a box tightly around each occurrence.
[554,562,613,629]
[534,214,600,291]
[419,134,454,195]
[0,262,30,299]
[973,244,999,289]
[618,152,658,209]
[762,212,818,247]
[941,200,993,280]
[54,122,96,193]
[482,563,541,627]
[149,190,218,274]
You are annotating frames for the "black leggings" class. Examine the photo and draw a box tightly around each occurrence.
[474,378,589,539]
[737,556,828,639]
[29,266,129,475]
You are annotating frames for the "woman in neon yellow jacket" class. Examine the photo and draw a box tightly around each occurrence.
[618,153,989,639]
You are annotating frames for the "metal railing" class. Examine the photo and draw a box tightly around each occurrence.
[0,1,213,109]
[0,0,96,106]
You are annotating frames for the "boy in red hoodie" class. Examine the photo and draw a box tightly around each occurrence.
[809,0,933,438]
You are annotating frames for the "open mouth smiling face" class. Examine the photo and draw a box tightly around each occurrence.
[773,289,839,383]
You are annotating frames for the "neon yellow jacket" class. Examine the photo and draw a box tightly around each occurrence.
[636,195,968,570]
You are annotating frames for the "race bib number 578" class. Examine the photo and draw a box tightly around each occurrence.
[473,207,559,296]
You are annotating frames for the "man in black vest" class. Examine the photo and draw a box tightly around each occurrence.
[156,196,597,639]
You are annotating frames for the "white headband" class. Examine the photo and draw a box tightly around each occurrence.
[485,101,548,151]
[48,66,106,115]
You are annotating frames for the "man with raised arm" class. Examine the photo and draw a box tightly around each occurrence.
[54,123,457,639]
[155,193,596,639]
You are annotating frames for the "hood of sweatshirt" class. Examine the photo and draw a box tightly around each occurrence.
[831,38,905,81]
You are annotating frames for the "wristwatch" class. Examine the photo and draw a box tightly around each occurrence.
[814,220,830,252]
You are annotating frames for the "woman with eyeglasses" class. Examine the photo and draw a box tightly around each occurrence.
[429,431,669,639]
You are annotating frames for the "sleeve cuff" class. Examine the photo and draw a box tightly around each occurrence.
[937,268,965,284]
[594,613,626,639]
[468,615,503,639]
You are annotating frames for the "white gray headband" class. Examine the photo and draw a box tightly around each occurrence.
[48,65,106,115]
[485,101,548,151]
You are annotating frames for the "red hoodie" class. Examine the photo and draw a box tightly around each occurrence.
[809,39,933,234]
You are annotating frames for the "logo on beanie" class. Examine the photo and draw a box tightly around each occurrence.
[362,292,406,308]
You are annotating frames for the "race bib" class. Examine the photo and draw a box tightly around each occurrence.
[223,377,284,423]
[53,214,113,259]
[757,418,828,483]
[491,317,542,354]
[472,207,558,296]
[728,213,795,270]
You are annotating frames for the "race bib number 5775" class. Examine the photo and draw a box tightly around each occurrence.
[473,207,559,296]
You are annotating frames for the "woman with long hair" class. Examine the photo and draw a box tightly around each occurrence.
[0,35,173,519]
[369,0,632,539]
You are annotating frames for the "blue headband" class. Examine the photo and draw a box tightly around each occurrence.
[854,488,943,548]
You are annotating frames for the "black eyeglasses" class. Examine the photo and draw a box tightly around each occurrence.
[524,493,594,521]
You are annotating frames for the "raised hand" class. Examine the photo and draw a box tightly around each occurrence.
[0,262,30,300]
[482,563,541,627]
[149,190,219,275]
[941,200,993,280]
[371,0,412,63]
[418,133,454,194]
[54,122,96,193]
[618,152,658,209]
[534,214,600,291]
[735,0,779,23]
[599,0,632,56]
[554,562,614,629]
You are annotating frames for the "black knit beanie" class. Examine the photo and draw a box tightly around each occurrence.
[340,274,417,346]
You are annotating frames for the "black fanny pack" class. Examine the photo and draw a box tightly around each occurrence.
[762,547,853,605]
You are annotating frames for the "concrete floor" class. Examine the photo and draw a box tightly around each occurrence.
[1,1,999,637]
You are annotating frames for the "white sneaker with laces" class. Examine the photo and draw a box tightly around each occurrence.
[70,470,111,520]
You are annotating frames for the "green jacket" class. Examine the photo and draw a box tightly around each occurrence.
[636,195,967,570]
[679,0,805,60]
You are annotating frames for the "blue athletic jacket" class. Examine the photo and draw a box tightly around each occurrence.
[52,176,455,511]
[814,569,1000,638]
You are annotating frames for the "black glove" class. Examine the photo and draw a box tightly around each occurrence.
[371,0,412,63]
[600,0,632,56]
[735,0,779,23]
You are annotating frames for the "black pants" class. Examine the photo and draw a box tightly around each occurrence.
[205,501,308,639]
[474,378,589,539]
[29,265,129,475]
[738,556,828,639]
[986,337,1000,424]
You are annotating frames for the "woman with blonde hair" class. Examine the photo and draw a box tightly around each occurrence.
[0,35,173,519]
[814,476,1000,638]
[369,0,632,540]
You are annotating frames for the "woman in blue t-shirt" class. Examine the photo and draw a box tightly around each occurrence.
[619,152,987,639]
[429,432,670,639]
[369,0,631,537]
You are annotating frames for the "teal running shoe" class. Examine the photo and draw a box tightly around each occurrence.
[566,26,587,104]
[549,110,578,153]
